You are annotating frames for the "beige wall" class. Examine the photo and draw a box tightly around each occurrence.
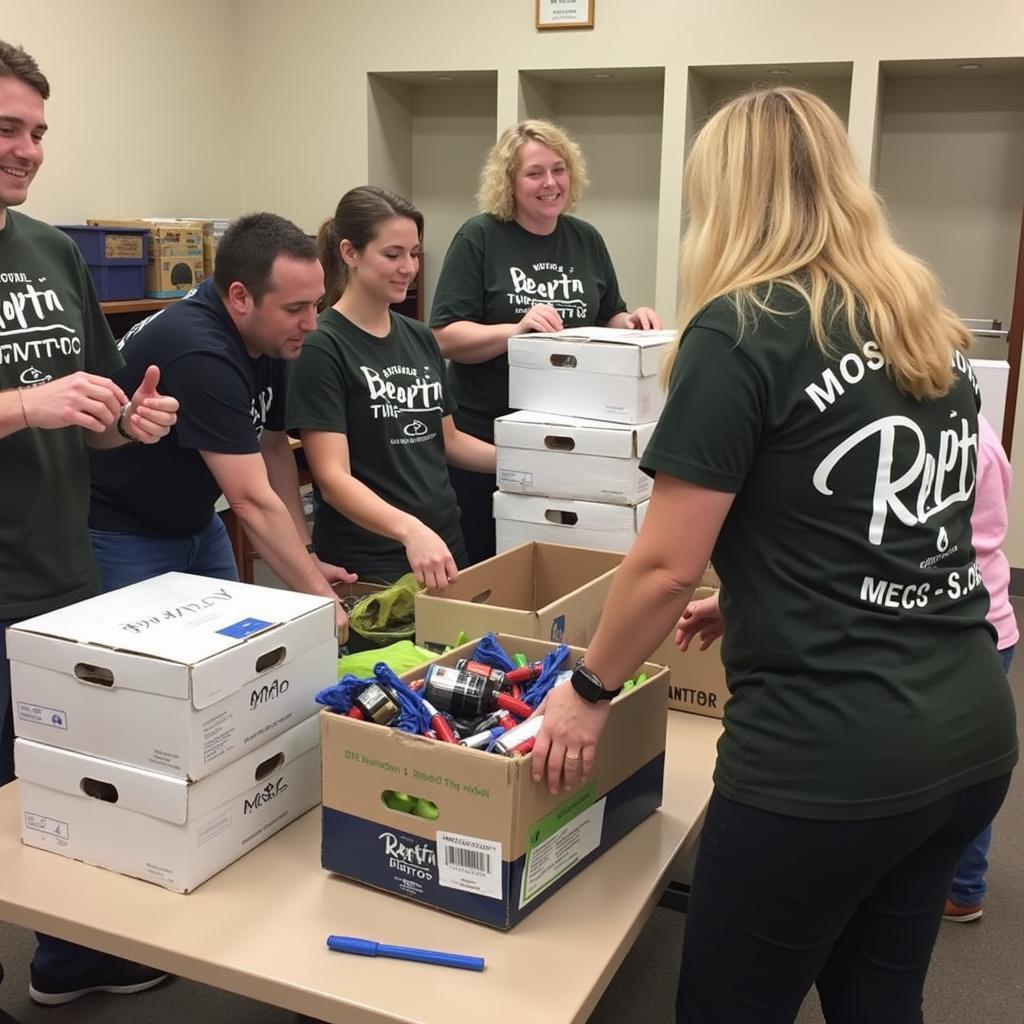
[1,0,242,224]
[5,0,1024,564]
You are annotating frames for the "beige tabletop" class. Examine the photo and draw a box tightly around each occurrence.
[0,712,721,1024]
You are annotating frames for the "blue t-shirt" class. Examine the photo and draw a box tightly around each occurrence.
[89,279,286,536]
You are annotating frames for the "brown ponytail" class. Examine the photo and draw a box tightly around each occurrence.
[317,186,424,311]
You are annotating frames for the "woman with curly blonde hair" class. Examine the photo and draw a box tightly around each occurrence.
[430,118,661,562]
[532,87,1016,1023]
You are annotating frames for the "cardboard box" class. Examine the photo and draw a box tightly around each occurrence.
[495,410,655,505]
[507,327,675,424]
[16,715,320,893]
[650,583,728,718]
[146,255,204,297]
[87,219,204,258]
[494,492,648,554]
[320,635,668,928]
[415,542,622,651]
[8,573,336,780]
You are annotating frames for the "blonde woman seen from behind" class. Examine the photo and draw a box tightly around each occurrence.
[532,88,1016,1024]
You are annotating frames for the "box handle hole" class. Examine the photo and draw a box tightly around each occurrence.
[549,354,578,368]
[544,435,575,451]
[80,778,119,803]
[255,752,285,781]
[255,647,286,673]
[381,790,439,820]
[544,509,578,526]
[73,663,114,687]
[470,589,492,604]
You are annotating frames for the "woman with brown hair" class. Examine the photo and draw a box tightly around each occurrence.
[288,186,494,589]
[532,88,1016,1023]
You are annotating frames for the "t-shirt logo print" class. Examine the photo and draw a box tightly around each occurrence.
[508,263,588,322]
[359,364,443,446]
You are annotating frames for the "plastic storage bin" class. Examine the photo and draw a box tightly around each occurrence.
[57,225,148,301]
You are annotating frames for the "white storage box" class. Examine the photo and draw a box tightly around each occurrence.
[16,715,320,893]
[508,327,675,424]
[494,492,648,554]
[7,573,336,780]
[495,410,655,505]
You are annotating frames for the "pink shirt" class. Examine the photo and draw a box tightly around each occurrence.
[974,415,1019,650]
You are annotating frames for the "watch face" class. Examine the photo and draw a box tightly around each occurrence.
[571,662,602,703]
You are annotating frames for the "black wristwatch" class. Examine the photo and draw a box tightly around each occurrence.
[570,658,622,703]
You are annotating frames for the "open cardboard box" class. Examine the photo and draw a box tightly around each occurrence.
[415,542,623,651]
[320,633,668,928]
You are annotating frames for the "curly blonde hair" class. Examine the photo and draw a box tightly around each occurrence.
[666,87,971,399]
[476,119,590,222]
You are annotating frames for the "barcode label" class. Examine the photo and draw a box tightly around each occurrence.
[445,845,491,873]
[437,831,502,899]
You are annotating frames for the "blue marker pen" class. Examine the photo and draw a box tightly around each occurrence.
[327,935,485,971]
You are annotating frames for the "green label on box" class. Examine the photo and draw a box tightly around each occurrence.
[521,784,605,906]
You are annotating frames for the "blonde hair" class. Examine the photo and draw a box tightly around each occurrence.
[665,87,971,397]
[477,119,590,222]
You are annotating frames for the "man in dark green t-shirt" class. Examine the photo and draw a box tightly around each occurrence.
[0,38,177,1007]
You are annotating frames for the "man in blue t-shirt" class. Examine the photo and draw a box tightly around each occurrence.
[89,213,355,634]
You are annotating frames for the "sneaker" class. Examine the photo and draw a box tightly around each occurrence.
[28,954,170,1006]
[943,897,984,923]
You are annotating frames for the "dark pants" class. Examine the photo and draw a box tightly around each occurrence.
[678,774,1012,1024]
[448,465,497,566]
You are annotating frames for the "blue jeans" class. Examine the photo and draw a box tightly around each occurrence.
[32,517,236,978]
[948,643,1015,907]
[89,513,239,591]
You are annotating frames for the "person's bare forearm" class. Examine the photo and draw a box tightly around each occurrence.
[319,472,419,546]
[262,437,311,542]
[445,429,496,473]
[584,554,697,690]
[233,493,334,600]
[434,321,514,363]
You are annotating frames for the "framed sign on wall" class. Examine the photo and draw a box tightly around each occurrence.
[536,0,595,30]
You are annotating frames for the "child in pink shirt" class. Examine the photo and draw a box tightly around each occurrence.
[944,414,1019,922]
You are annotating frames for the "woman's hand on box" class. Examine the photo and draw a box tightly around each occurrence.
[532,684,611,795]
[676,591,722,652]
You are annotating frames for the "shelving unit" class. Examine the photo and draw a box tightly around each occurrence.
[367,71,498,317]
[685,62,854,151]
[518,67,665,312]
[876,57,1024,444]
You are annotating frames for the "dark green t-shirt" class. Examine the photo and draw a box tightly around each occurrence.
[642,291,1017,820]
[0,211,122,619]
[287,309,465,581]
[429,213,627,442]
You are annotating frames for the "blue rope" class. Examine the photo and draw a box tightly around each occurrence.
[472,633,517,672]
[315,674,369,713]
[520,644,571,708]
[373,662,432,733]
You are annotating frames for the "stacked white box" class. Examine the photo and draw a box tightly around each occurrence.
[507,327,675,424]
[8,572,335,890]
[498,327,672,553]
[496,410,655,506]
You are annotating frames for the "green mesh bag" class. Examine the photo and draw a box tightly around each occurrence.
[336,639,436,681]
[347,573,420,645]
